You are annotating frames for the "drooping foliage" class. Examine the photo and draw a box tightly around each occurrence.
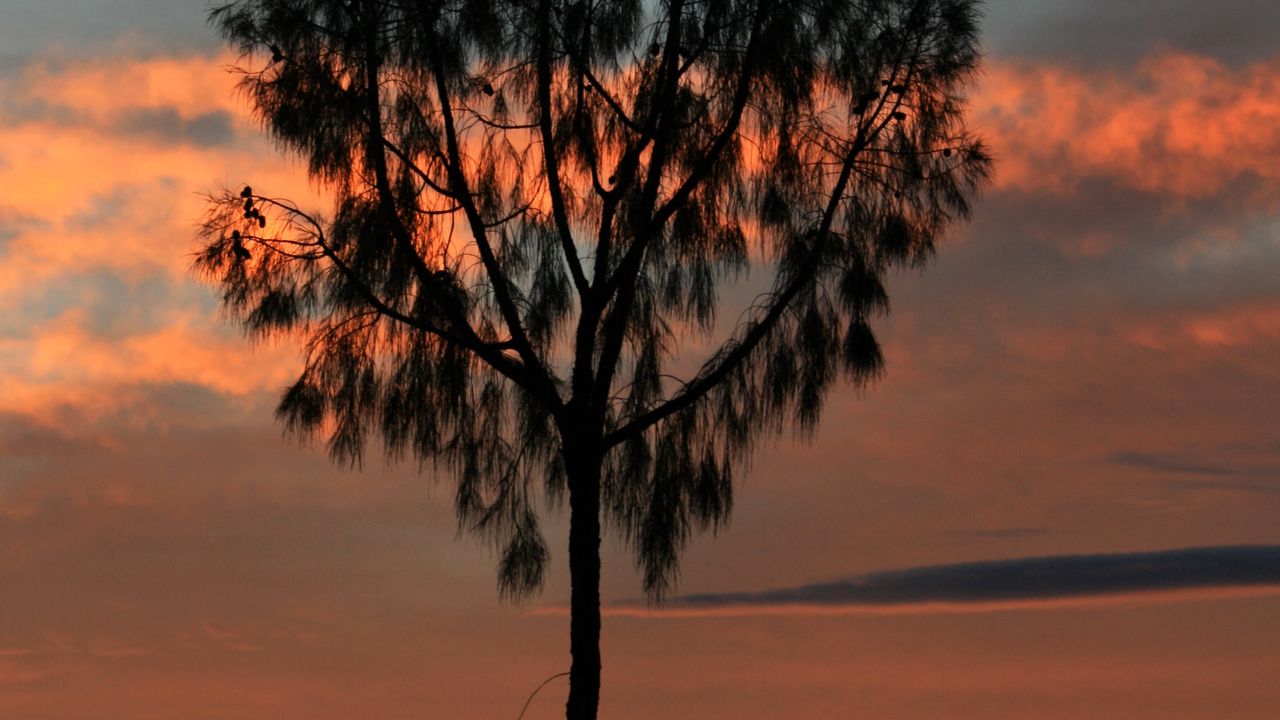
[196,0,990,600]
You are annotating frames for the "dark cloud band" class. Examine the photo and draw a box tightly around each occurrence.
[653,546,1280,610]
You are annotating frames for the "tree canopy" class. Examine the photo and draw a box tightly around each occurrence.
[196,0,989,715]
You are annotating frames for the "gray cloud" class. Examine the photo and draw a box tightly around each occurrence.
[983,0,1280,66]
[1107,451,1240,477]
[1,268,214,340]
[648,546,1280,610]
[0,0,216,69]
[1101,444,1280,489]
[0,90,241,148]
[112,107,237,148]
[900,176,1280,349]
[0,208,49,254]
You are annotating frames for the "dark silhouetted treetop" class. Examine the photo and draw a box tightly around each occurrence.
[195,1,989,716]
[198,0,989,597]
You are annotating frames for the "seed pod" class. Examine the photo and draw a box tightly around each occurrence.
[240,186,252,198]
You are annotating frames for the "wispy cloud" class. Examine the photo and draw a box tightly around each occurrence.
[1106,451,1239,477]
[957,527,1050,540]
[606,546,1280,616]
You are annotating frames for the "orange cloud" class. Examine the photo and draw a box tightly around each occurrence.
[978,53,1280,198]
[1120,300,1280,353]
[0,53,329,421]
[18,55,242,119]
[1182,302,1280,348]
[6,309,297,400]
[0,53,324,281]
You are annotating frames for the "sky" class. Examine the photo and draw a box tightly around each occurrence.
[1,1,1278,718]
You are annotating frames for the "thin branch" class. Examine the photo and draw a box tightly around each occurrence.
[590,0,769,415]
[536,0,591,295]
[603,136,864,448]
[423,20,563,409]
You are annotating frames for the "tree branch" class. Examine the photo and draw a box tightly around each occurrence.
[537,0,591,295]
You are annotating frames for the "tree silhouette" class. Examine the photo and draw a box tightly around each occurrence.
[195,0,990,717]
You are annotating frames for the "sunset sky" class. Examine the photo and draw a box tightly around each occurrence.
[2,1,1279,718]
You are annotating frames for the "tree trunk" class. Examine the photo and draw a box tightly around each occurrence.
[565,443,602,720]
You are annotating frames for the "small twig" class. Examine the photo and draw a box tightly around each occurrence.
[516,671,570,720]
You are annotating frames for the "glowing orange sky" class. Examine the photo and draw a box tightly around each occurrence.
[1,2,1278,718]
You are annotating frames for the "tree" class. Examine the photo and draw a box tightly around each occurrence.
[195,0,990,717]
